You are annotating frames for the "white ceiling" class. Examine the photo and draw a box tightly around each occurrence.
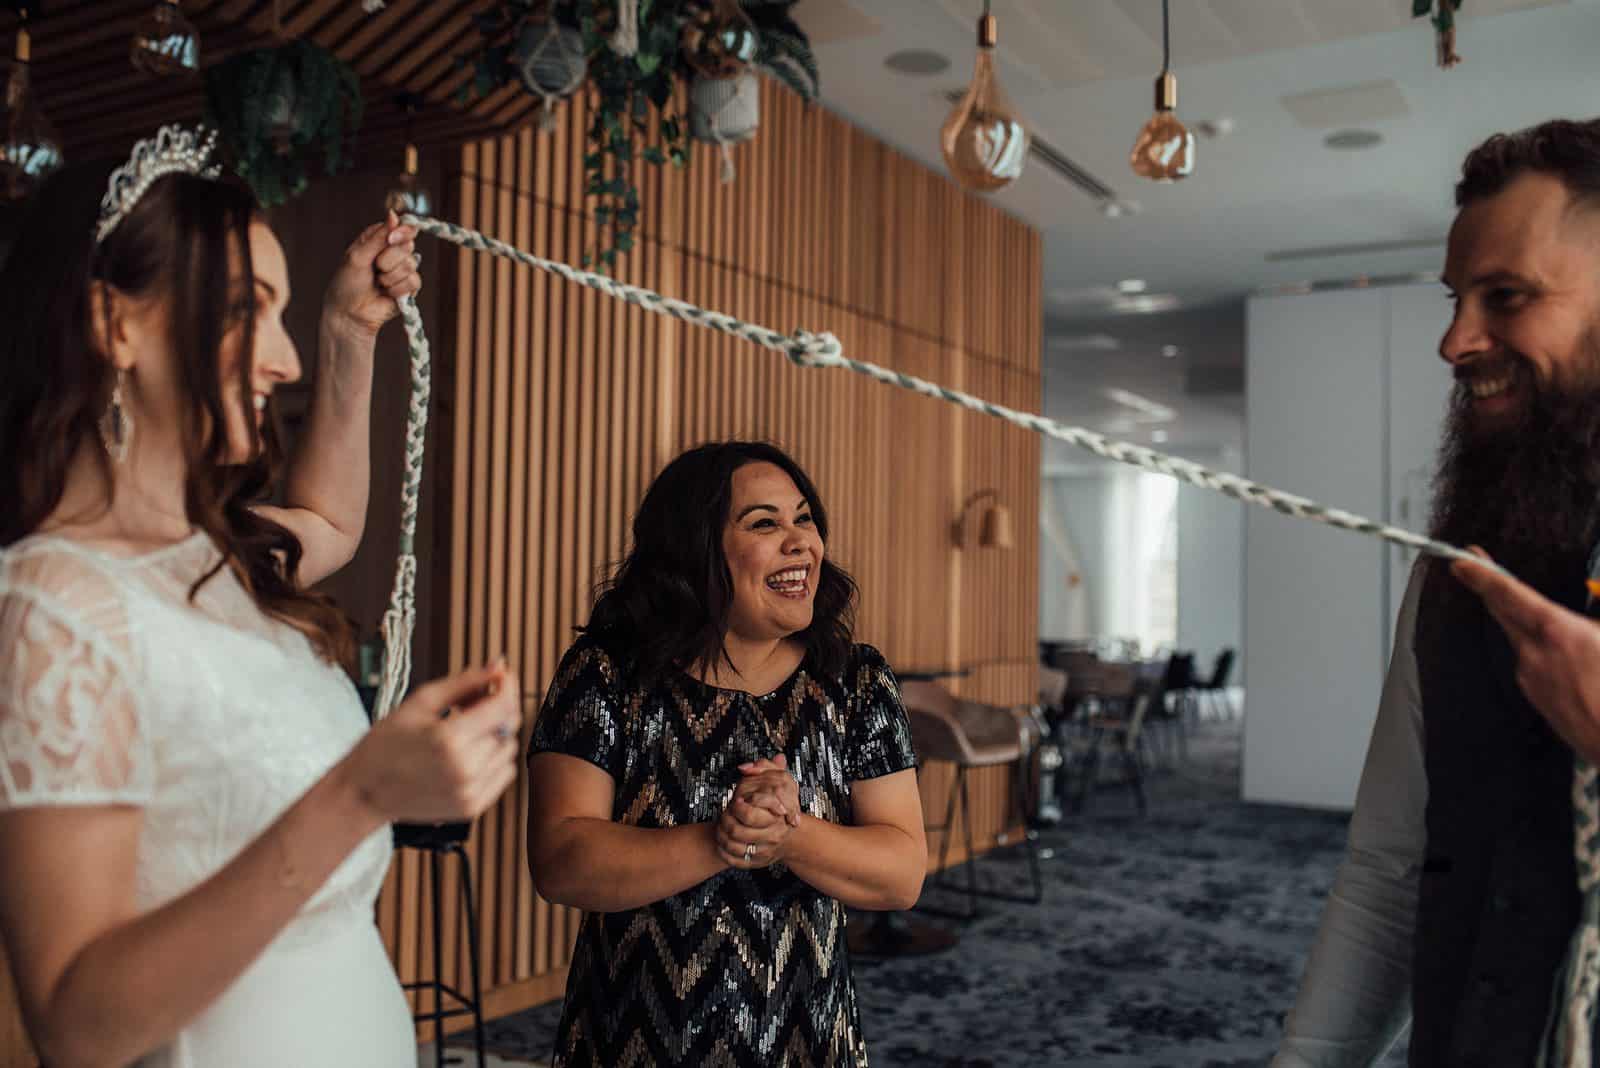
[794,0,1598,457]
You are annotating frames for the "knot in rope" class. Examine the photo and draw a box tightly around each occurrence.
[784,329,841,368]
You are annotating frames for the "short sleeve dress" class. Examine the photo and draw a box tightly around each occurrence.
[529,636,917,1067]
[0,533,412,1067]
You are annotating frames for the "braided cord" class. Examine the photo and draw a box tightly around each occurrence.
[371,290,431,719]
[399,212,1486,571]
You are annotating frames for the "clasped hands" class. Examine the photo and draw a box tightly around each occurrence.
[715,754,803,871]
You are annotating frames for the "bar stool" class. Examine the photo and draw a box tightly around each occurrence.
[395,821,486,1068]
[901,680,1044,920]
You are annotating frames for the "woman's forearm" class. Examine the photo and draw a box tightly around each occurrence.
[279,316,377,560]
[30,762,385,1068]
[780,817,926,911]
[532,819,729,913]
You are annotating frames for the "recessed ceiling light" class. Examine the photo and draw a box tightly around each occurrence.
[1161,344,1180,358]
[1323,129,1384,151]
[1116,279,1147,295]
[1196,118,1236,139]
[1100,198,1142,219]
[1152,430,1169,444]
[1104,387,1176,422]
[884,49,950,76]
[1048,333,1122,353]
[1112,294,1181,315]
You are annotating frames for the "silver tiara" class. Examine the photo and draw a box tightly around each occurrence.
[95,125,222,244]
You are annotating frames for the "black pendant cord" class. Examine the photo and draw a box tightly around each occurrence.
[1162,0,1171,74]
[983,0,991,14]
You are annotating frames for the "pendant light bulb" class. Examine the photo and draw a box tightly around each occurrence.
[940,7,1029,194]
[1130,73,1194,182]
[1130,0,1195,182]
[1,24,64,204]
[385,143,432,218]
[131,0,202,78]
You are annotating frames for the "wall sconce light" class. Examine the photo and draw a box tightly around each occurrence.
[953,489,1014,550]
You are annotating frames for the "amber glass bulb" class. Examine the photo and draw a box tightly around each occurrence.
[1130,73,1194,182]
[940,14,1029,193]
[1,29,64,204]
[385,144,432,217]
[130,0,201,78]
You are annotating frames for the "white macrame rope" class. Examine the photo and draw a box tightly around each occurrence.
[609,0,639,57]
[394,212,1489,572]
[371,291,431,719]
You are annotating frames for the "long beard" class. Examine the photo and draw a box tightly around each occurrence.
[1430,344,1600,592]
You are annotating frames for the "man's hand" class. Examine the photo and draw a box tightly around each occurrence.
[1453,549,1600,764]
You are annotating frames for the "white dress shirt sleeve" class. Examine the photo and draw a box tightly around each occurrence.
[1272,559,1431,1068]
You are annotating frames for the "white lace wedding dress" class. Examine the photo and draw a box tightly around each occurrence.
[0,532,414,1067]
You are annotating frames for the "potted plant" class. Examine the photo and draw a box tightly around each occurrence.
[462,0,819,271]
[203,38,364,207]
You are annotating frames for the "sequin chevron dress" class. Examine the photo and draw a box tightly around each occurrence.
[529,637,917,1067]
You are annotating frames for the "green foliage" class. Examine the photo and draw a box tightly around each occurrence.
[744,0,819,101]
[463,0,819,272]
[203,40,364,207]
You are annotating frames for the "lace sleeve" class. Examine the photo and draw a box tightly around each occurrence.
[0,552,153,809]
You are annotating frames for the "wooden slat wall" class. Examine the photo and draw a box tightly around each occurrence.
[380,79,1042,1029]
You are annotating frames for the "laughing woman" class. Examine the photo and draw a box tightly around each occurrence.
[526,440,927,1067]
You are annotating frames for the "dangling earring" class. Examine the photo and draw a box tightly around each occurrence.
[99,368,134,463]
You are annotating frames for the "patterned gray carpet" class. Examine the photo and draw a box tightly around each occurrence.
[459,724,1410,1066]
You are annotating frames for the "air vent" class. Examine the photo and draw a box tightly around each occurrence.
[1030,134,1118,201]
[1280,80,1409,129]
[1266,237,1445,263]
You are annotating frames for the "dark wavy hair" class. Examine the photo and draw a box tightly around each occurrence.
[583,440,857,686]
[0,160,353,665]
[1457,118,1600,209]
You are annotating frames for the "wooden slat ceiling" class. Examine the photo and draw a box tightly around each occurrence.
[2,0,551,167]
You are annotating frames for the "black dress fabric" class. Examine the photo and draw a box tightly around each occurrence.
[529,636,917,1067]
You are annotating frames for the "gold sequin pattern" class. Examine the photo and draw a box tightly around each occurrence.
[530,639,916,1066]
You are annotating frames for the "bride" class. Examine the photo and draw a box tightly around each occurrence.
[0,128,521,1067]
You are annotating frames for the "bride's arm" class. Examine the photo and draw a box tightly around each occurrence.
[0,765,381,1068]
[255,216,420,589]
[0,663,519,1068]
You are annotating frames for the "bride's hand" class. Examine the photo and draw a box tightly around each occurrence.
[340,661,521,824]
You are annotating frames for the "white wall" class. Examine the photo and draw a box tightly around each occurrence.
[1040,472,1109,640]
[1243,283,1452,810]
[1177,456,1246,687]
[1040,466,1178,649]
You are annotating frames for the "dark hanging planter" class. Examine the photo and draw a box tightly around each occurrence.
[203,38,365,207]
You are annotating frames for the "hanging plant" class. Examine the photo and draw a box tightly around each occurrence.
[461,0,819,272]
[743,0,819,102]
[690,70,760,184]
[1413,0,1463,69]
[517,13,588,131]
[203,38,364,207]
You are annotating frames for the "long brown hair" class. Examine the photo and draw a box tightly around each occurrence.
[0,161,353,664]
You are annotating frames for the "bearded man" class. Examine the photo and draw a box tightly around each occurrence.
[1274,119,1600,1068]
